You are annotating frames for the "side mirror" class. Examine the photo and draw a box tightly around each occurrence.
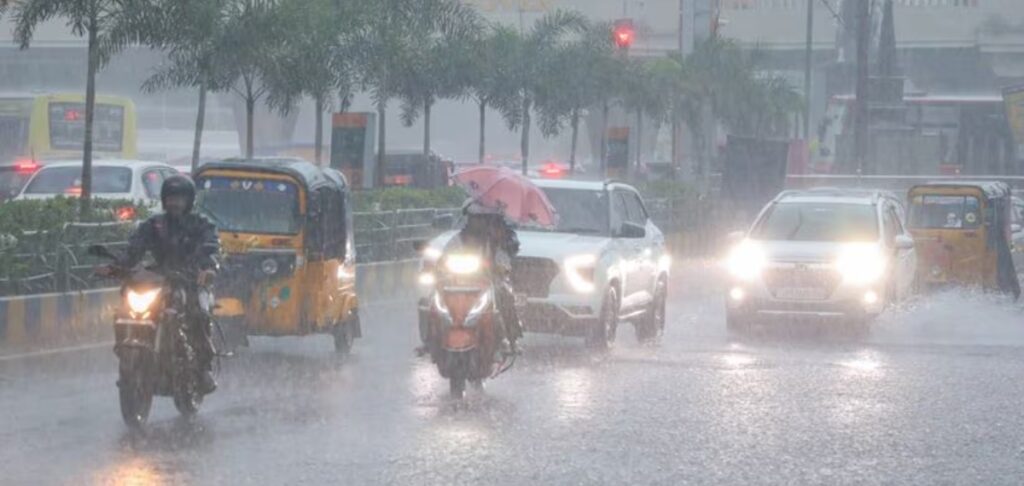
[432,214,455,230]
[619,222,646,239]
[412,240,428,253]
[894,234,915,251]
[1012,223,1022,234]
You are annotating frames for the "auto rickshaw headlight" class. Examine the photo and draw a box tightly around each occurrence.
[127,288,160,314]
[836,243,887,285]
[261,258,279,276]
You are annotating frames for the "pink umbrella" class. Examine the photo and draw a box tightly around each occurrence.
[452,165,558,227]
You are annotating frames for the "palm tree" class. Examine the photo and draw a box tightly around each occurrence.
[8,0,149,217]
[396,3,481,156]
[354,0,474,187]
[503,10,588,175]
[466,25,520,164]
[263,0,363,166]
[535,21,617,172]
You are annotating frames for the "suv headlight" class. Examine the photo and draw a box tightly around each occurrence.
[127,288,160,314]
[565,254,597,293]
[836,243,886,285]
[726,240,766,282]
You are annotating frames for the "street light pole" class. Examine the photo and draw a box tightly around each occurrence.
[853,0,870,174]
[803,0,813,140]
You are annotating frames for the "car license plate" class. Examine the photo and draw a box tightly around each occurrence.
[775,287,828,300]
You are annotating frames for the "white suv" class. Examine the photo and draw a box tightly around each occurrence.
[724,188,917,330]
[418,179,670,348]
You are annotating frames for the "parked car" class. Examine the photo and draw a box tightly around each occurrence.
[724,188,917,331]
[418,179,670,348]
[14,159,179,211]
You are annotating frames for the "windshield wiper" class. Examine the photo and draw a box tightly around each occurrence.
[558,227,602,234]
[786,211,804,240]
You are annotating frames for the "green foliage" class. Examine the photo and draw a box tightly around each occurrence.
[0,198,150,234]
[352,187,466,212]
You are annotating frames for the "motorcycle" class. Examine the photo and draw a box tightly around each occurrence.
[89,244,211,427]
[424,247,513,398]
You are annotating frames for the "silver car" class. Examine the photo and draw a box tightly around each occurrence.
[724,188,917,330]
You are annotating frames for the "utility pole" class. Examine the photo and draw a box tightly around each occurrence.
[853,0,870,174]
[803,0,813,140]
[678,0,685,53]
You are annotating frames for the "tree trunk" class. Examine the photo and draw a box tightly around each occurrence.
[569,107,579,173]
[191,81,207,173]
[423,99,432,156]
[520,97,531,175]
[80,17,99,218]
[478,100,486,164]
[376,99,387,188]
[245,94,255,159]
[600,100,609,176]
[314,95,324,166]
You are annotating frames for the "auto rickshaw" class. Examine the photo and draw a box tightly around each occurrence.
[193,158,360,353]
[907,181,1020,297]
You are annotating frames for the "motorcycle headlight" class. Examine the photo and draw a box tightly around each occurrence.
[444,254,482,275]
[418,272,436,286]
[564,254,597,293]
[423,246,443,262]
[836,243,887,285]
[261,258,279,275]
[127,288,160,314]
[726,240,766,282]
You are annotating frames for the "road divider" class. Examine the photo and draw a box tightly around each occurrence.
[0,259,421,355]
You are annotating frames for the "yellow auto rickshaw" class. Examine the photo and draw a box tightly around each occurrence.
[907,181,1020,297]
[193,158,360,353]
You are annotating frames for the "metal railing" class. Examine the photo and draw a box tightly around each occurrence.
[0,196,715,297]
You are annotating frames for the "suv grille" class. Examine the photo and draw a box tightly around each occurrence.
[512,257,559,298]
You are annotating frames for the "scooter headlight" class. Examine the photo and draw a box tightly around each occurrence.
[127,289,160,314]
[444,254,482,275]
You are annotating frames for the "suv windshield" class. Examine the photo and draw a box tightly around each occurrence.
[538,187,608,235]
[25,166,132,194]
[753,202,879,242]
[196,176,301,234]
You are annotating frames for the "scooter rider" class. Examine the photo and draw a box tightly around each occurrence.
[452,201,523,354]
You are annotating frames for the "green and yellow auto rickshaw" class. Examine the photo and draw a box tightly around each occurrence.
[193,158,360,353]
[907,181,1020,298]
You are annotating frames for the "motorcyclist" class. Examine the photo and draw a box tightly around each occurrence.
[447,201,523,354]
[99,175,220,394]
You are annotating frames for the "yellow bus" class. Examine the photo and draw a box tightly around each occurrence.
[0,92,137,199]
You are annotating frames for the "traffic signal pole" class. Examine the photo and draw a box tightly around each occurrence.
[853,0,870,174]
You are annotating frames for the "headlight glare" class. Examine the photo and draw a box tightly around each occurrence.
[127,289,160,314]
[836,243,886,285]
[565,254,598,293]
[726,240,766,282]
[444,254,482,275]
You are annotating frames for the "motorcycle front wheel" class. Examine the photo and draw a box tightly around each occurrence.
[118,347,153,428]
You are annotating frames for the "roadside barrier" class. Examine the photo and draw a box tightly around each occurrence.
[0,260,421,354]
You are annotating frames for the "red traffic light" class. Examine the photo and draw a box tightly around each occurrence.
[613,19,635,49]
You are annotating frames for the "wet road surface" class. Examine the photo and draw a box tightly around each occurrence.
[3,261,1024,485]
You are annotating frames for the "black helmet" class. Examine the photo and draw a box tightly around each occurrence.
[161,175,196,212]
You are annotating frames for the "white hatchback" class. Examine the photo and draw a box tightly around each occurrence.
[14,159,180,211]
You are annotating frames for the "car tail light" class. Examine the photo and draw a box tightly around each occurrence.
[13,159,39,174]
[116,206,136,221]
